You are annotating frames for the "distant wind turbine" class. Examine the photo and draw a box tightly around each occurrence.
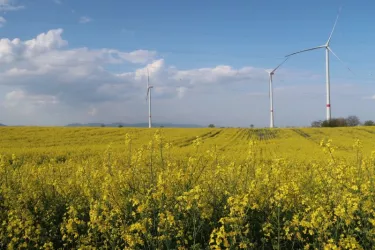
[285,6,353,121]
[146,68,153,128]
[266,57,289,128]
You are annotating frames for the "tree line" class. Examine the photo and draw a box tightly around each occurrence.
[311,115,375,127]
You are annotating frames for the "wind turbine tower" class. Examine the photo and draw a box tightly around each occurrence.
[146,68,153,128]
[266,57,289,128]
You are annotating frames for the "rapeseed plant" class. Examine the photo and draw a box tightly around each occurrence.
[1,127,375,248]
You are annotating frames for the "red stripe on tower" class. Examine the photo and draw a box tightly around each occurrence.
[326,104,331,108]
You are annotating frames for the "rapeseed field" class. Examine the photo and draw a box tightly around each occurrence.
[1,126,375,249]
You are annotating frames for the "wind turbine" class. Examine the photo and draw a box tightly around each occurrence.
[285,7,353,121]
[266,57,289,128]
[146,68,153,128]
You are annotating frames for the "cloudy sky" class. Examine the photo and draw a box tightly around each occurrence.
[0,0,375,127]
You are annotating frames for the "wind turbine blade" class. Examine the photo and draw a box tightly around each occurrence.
[146,88,149,101]
[271,57,289,74]
[328,47,355,75]
[285,46,325,57]
[147,67,150,88]
[327,6,343,45]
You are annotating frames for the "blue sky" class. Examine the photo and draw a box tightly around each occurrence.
[0,0,374,127]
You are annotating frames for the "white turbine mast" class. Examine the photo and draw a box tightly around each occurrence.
[266,57,289,128]
[285,6,353,121]
[146,68,153,128]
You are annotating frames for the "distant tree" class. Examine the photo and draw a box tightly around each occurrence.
[160,126,164,128]
[321,118,347,127]
[321,120,331,127]
[250,124,254,128]
[101,124,105,127]
[311,120,323,127]
[346,115,360,127]
[118,124,123,128]
[364,120,375,126]
[208,124,215,128]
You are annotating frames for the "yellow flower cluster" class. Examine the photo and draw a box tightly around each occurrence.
[1,127,375,248]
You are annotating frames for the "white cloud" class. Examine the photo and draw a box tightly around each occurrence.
[0,0,24,11]
[0,29,67,64]
[4,90,58,108]
[0,28,370,127]
[0,16,5,27]
[53,0,62,4]
[0,29,156,67]
[79,16,92,24]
